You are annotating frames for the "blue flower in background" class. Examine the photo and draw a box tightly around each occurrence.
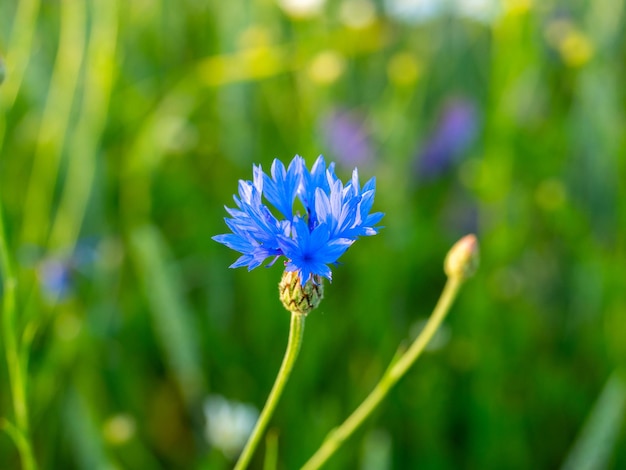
[416,98,479,179]
[38,258,73,300]
[33,238,100,302]
[213,155,384,284]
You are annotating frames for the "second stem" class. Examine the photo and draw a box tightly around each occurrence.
[302,275,463,470]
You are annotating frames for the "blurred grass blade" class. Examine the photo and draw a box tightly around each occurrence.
[20,0,87,247]
[0,0,40,110]
[124,81,197,178]
[129,225,204,403]
[263,429,279,470]
[360,429,392,470]
[0,0,40,151]
[49,0,119,251]
[64,388,115,470]
[0,418,36,470]
[586,0,624,50]
[561,371,626,470]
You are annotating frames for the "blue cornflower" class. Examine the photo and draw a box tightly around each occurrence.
[213,155,383,285]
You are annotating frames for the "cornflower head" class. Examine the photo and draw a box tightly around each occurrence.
[213,155,383,313]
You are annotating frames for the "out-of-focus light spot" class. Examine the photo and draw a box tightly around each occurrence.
[387,52,421,86]
[339,0,377,29]
[245,47,285,79]
[559,31,593,67]
[545,18,594,68]
[204,395,258,460]
[535,179,567,211]
[237,26,273,50]
[308,51,345,84]
[384,0,443,24]
[197,46,288,86]
[385,0,503,24]
[54,312,82,341]
[456,0,501,24]
[103,414,136,446]
[277,0,326,18]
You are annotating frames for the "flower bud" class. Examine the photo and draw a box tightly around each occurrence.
[279,270,324,315]
[444,234,479,280]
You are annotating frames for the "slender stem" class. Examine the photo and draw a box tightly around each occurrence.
[0,202,37,470]
[302,276,464,470]
[0,419,37,470]
[235,311,306,470]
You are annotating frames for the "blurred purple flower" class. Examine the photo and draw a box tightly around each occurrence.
[319,109,374,169]
[416,98,479,179]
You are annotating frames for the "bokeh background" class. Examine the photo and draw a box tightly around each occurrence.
[1,0,625,468]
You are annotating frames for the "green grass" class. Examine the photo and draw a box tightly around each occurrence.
[1,0,625,468]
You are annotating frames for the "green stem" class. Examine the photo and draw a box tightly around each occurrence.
[235,311,306,470]
[0,419,37,470]
[301,276,464,470]
[0,203,37,470]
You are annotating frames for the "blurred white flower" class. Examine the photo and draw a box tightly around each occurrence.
[277,0,326,18]
[339,0,377,29]
[454,0,501,24]
[383,0,445,24]
[384,0,502,24]
[204,395,259,459]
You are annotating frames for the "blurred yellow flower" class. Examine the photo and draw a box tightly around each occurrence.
[387,52,422,86]
[308,50,346,84]
[103,414,137,446]
[545,18,594,68]
[559,31,594,67]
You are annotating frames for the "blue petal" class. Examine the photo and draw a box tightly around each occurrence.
[278,219,353,284]
[263,156,304,219]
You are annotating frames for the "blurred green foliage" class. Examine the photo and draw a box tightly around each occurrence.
[1,0,625,468]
